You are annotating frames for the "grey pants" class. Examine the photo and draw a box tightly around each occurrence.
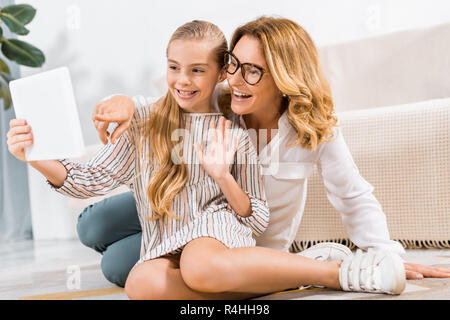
[77,192,142,287]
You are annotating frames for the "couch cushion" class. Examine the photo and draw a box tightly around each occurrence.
[318,23,450,112]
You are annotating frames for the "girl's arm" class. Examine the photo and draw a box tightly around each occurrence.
[29,160,67,188]
[47,132,135,199]
[194,117,270,236]
[193,117,251,217]
[7,118,67,187]
[7,109,138,200]
[53,95,154,198]
[214,173,252,217]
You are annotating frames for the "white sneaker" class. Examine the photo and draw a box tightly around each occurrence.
[339,249,406,295]
[296,242,353,262]
[295,242,353,290]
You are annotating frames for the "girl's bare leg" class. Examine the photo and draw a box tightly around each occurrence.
[124,254,261,300]
[180,237,342,294]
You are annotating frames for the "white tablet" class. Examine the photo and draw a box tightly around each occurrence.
[10,67,85,161]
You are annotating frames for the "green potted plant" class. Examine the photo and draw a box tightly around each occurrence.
[0,3,45,110]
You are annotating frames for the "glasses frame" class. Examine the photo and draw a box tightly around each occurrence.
[224,51,270,85]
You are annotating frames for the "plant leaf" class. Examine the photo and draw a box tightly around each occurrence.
[0,84,12,110]
[0,73,12,110]
[1,4,36,25]
[1,38,45,67]
[0,13,29,36]
[0,57,10,74]
[0,5,36,35]
[0,71,13,83]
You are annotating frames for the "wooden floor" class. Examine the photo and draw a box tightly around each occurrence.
[1,239,449,300]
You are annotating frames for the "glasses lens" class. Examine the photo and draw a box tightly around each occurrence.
[225,53,238,74]
[243,64,263,85]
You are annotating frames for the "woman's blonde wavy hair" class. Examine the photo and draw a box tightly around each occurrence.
[229,16,338,150]
[130,20,228,222]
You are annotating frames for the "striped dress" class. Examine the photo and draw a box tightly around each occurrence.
[48,95,270,268]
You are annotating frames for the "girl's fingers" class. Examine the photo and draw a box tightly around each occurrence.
[224,119,231,150]
[7,125,30,139]
[193,143,204,163]
[217,117,225,145]
[10,140,33,153]
[9,119,27,128]
[10,133,33,145]
[210,119,217,143]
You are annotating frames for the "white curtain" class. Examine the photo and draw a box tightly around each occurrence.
[0,0,33,242]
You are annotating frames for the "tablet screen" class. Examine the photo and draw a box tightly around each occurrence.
[9,67,85,161]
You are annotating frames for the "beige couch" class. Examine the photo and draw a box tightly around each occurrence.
[291,22,450,251]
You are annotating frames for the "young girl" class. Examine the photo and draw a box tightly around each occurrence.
[8,20,409,299]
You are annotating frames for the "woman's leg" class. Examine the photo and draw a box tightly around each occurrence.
[124,254,261,300]
[100,232,141,287]
[179,237,341,295]
[76,192,142,287]
[77,192,141,252]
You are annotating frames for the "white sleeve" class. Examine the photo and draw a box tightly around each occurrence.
[316,126,406,257]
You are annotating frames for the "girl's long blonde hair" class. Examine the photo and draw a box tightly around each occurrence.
[131,20,227,222]
[229,17,338,150]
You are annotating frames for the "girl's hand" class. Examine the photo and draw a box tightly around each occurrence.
[7,119,33,162]
[92,95,135,144]
[404,262,450,280]
[193,117,239,181]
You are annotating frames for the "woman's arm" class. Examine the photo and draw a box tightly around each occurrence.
[93,94,135,145]
[317,126,450,279]
[93,95,160,144]
[317,126,405,254]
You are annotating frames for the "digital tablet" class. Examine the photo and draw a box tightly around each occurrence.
[9,67,85,161]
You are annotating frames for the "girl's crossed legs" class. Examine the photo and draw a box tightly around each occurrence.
[125,237,342,300]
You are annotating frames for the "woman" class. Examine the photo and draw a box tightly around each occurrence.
[85,17,450,291]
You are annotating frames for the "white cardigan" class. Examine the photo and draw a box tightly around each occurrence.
[236,110,405,256]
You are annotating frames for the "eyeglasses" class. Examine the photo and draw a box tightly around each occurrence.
[224,51,270,85]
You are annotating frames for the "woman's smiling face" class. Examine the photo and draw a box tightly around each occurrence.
[166,39,225,113]
[227,35,283,117]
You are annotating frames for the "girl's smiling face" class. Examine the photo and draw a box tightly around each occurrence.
[167,39,226,113]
